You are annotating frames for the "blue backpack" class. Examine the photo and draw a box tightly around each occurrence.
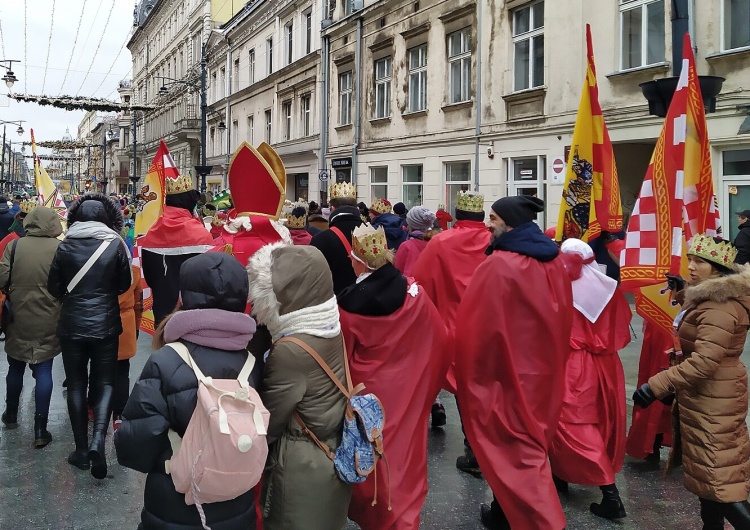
[277,337,388,493]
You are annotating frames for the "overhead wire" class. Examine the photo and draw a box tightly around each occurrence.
[58,0,89,95]
[70,0,104,78]
[0,19,6,57]
[23,0,27,93]
[75,0,116,96]
[41,0,57,92]
[89,29,133,97]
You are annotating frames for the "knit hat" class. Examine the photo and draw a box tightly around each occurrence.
[393,202,406,216]
[687,234,737,271]
[370,198,392,216]
[406,206,436,232]
[491,196,545,227]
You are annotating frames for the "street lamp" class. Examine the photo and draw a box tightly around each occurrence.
[0,120,25,193]
[102,123,114,194]
[0,59,20,90]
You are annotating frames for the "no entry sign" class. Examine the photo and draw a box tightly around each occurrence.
[552,158,565,174]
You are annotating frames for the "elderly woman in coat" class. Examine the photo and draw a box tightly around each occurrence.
[0,206,63,447]
[247,243,351,530]
[634,234,750,529]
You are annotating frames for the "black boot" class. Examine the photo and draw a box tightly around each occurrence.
[553,474,569,493]
[1,400,19,429]
[721,500,750,530]
[68,450,90,470]
[590,484,627,519]
[431,402,446,427]
[456,446,482,477]
[88,432,107,480]
[645,433,664,463]
[33,414,52,448]
[699,498,725,530]
[480,499,511,530]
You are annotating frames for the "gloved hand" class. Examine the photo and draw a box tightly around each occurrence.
[659,394,675,406]
[665,273,686,291]
[632,383,656,408]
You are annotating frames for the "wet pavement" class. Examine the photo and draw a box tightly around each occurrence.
[0,312,732,529]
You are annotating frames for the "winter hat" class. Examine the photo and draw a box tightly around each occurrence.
[406,206,436,232]
[393,202,407,216]
[179,252,249,313]
[491,196,545,227]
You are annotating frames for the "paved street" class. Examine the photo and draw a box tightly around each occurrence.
[0,311,737,529]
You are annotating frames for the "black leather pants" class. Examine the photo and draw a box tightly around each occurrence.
[61,337,118,453]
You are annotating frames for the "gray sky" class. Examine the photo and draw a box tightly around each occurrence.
[0,0,134,162]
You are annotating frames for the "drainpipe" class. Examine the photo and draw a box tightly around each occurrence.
[671,0,689,77]
[473,0,483,192]
[352,16,363,186]
[319,34,330,200]
[225,36,231,189]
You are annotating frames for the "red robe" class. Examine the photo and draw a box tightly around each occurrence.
[456,251,573,530]
[411,220,490,392]
[139,205,214,251]
[0,232,20,257]
[393,237,427,278]
[341,282,449,530]
[209,217,283,267]
[625,322,674,458]
[549,289,631,485]
[288,228,312,246]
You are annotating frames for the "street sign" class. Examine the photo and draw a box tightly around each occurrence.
[552,158,565,175]
[331,157,352,168]
[318,169,329,181]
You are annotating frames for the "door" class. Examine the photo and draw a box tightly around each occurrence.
[723,181,750,241]
[507,155,546,226]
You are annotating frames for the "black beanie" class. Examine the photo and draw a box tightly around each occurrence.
[393,202,407,216]
[491,196,545,227]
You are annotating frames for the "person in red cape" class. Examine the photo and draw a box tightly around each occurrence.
[338,223,448,530]
[285,206,312,245]
[411,190,490,468]
[209,211,228,238]
[393,206,438,277]
[455,195,573,530]
[549,237,631,521]
[139,173,214,327]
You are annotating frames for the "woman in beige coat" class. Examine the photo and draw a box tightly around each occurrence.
[247,242,351,530]
[633,235,750,529]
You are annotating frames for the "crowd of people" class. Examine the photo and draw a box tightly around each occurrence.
[2,143,750,530]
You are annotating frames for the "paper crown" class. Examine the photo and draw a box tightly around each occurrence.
[286,212,307,229]
[688,234,737,269]
[370,198,392,215]
[211,212,228,227]
[227,141,286,220]
[165,174,195,195]
[330,181,357,199]
[456,191,484,213]
[352,224,389,263]
[19,200,38,214]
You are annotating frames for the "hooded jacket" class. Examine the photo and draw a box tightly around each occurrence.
[649,268,750,503]
[734,220,750,265]
[310,206,363,295]
[48,195,132,339]
[371,212,407,250]
[0,207,63,363]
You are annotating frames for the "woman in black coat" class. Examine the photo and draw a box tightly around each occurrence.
[48,193,131,478]
[115,252,260,530]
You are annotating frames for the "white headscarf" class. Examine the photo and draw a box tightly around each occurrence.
[560,238,618,323]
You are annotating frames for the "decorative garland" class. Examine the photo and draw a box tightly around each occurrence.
[24,154,83,161]
[10,93,155,112]
[22,140,96,149]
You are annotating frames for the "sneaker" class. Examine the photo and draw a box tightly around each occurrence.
[431,403,447,427]
[112,415,123,432]
[456,447,482,477]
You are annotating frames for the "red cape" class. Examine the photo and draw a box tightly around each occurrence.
[0,232,20,257]
[456,251,572,530]
[209,217,283,267]
[550,289,632,485]
[411,220,490,392]
[341,282,449,530]
[288,228,312,246]
[139,206,214,252]
[626,321,674,458]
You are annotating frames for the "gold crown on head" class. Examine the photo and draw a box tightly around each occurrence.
[165,174,195,195]
[370,198,392,215]
[352,224,388,264]
[210,213,227,227]
[285,201,308,229]
[330,181,357,199]
[456,191,484,213]
[19,200,38,214]
[688,234,737,269]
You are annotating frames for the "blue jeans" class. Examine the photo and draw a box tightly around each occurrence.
[5,357,54,416]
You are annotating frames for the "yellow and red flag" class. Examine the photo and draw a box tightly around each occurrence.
[619,33,721,334]
[556,24,623,243]
[29,129,67,219]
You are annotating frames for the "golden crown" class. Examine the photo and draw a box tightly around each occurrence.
[456,191,484,213]
[19,200,38,214]
[352,224,389,263]
[370,198,392,215]
[330,181,357,199]
[210,213,227,227]
[165,174,195,195]
[688,234,737,269]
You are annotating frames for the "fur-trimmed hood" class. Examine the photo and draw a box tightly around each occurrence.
[67,193,124,232]
[685,265,750,307]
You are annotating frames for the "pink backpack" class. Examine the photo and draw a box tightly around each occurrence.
[165,342,270,530]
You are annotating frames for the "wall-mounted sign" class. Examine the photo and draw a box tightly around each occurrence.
[318,169,329,181]
[331,157,352,168]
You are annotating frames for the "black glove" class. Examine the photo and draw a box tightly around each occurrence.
[659,394,675,406]
[665,273,686,291]
[632,383,656,408]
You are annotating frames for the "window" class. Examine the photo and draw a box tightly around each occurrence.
[219,67,226,100]
[512,2,544,91]
[232,120,239,150]
[305,9,313,54]
[249,49,256,83]
[211,72,217,102]
[234,58,240,91]
[283,101,292,140]
[265,109,272,143]
[723,0,750,51]
[285,22,294,65]
[620,0,665,69]
[345,0,354,16]
[247,115,254,144]
[301,95,311,136]
[339,71,353,125]
[209,127,216,155]
[445,162,471,216]
[370,167,388,201]
[267,38,274,75]
[402,165,423,209]
[374,57,392,119]
[448,29,471,103]
[408,45,427,112]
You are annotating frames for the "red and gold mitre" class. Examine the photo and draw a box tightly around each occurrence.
[227,141,286,220]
